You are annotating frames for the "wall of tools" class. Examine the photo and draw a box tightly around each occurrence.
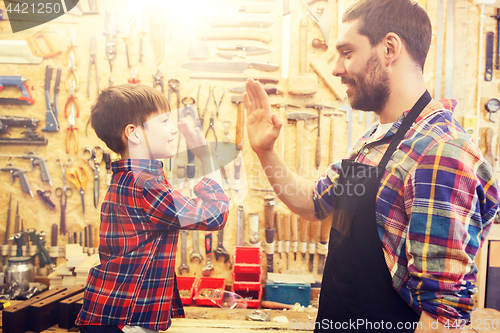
[0,0,499,291]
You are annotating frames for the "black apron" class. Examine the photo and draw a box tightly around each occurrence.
[315,91,431,332]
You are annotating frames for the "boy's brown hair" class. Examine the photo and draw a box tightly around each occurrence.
[343,0,431,71]
[90,84,170,154]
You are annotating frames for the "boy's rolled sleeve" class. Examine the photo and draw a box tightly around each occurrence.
[405,139,499,326]
[142,177,230,231]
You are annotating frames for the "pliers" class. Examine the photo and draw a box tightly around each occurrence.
[64,27,78,66]
[197,84,211,129]
[104,11,118,72]
[87,36,99,98]
[212,85,225,119]
[65,52,79,92]
[153,69,164,93]
[65,81,80,119]
[205,110,218,151]
[168,79,180,112]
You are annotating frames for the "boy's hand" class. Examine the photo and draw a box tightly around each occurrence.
[178,119,210,160]
[243,79,283,155]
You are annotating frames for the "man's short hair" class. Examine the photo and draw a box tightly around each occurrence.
[343,0,431,70]
[90,84,170,154]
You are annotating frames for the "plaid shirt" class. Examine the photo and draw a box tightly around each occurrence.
[314,99,499,326]
[76,159,230,330]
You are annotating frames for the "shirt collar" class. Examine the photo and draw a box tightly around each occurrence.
[111,159,164,176]
[368,98,457,141]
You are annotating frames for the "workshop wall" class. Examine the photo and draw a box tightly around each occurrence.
[0,0,498,290]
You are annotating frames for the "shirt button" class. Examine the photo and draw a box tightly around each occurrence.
[363,147,370,154]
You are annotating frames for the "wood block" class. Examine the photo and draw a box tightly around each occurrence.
[2,287,66,333]
[28,284,85,332]
[58,292,85,329]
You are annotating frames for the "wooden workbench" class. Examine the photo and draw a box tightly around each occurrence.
[2,305,499,332]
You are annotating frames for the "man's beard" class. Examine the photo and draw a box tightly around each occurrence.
[342,52,390,112]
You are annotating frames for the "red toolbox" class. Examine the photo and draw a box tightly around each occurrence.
[193,277,226,306]
[177,276,197,305]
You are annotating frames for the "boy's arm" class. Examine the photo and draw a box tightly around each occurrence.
[142,177,230,231]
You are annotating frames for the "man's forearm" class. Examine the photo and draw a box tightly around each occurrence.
[257,148,317,220]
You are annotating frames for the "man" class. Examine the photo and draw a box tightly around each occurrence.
[243,0,499,331]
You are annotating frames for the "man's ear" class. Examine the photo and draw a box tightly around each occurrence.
[382,32,402,66]
[124,124,141,145]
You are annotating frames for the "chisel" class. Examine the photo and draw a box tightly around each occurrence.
[309,221,319,272]
[275,210,283,259]
[299,217,309,262]
[318,215,332,274]
[283,212,291,270]
[264,195,275,274]
[291,213,298,261]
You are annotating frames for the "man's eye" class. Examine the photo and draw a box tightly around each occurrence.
[343,51,352,56]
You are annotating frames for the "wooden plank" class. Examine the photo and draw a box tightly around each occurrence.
[28,284,85,332]
[2,287,67,333]
[58,292,85,329]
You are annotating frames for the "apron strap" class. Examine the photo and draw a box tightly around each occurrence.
[378,90,431,170]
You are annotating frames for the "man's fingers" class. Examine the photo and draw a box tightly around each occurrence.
[245,79,263,110]
[271,113,283,129]
[243,92,253,118]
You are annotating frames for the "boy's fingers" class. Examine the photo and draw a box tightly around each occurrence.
[245,79,262,110]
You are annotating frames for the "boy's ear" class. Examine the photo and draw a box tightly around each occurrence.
[124,124,141,145]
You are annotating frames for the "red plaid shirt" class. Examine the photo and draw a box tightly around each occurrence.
[76,159,230,330]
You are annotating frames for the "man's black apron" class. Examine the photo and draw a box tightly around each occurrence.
[315,91,431,332]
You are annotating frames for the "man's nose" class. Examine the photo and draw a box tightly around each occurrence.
[332,57,345,77]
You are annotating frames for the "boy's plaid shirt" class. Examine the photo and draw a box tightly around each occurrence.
[76,159,230,331]
[314,99,499,326]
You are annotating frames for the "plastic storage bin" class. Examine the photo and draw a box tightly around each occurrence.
[231,247,263,308]
[233,246,262,274]
[176,276,197,305]
[194,277,226,306]
[265,280,311,306]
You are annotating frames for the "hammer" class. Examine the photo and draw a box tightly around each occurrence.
[287,111,318,175]
[271,103,300,159]
[306,104,335,170]
[231,96,245,150]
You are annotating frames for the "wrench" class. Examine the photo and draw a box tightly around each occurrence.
[213,227,230,263]
[178,230,189,275]
[190,230,203,263]
[202,232,214,276]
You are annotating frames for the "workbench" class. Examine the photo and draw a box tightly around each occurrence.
[2,305,499,332]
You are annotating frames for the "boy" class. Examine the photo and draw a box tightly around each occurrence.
[76,84,230,333]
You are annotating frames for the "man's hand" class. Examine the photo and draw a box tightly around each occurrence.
[177,118,210,160]
[243,79,283,155]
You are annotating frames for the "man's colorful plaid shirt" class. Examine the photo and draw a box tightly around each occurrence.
[313,99,499,326]
[76,159,230,331]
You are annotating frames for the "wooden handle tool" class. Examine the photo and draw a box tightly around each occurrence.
[264,195,275,273]
[283,212,291,269]
[291,213,298,261]
[299,217,309,262]
[308,221,319,272]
